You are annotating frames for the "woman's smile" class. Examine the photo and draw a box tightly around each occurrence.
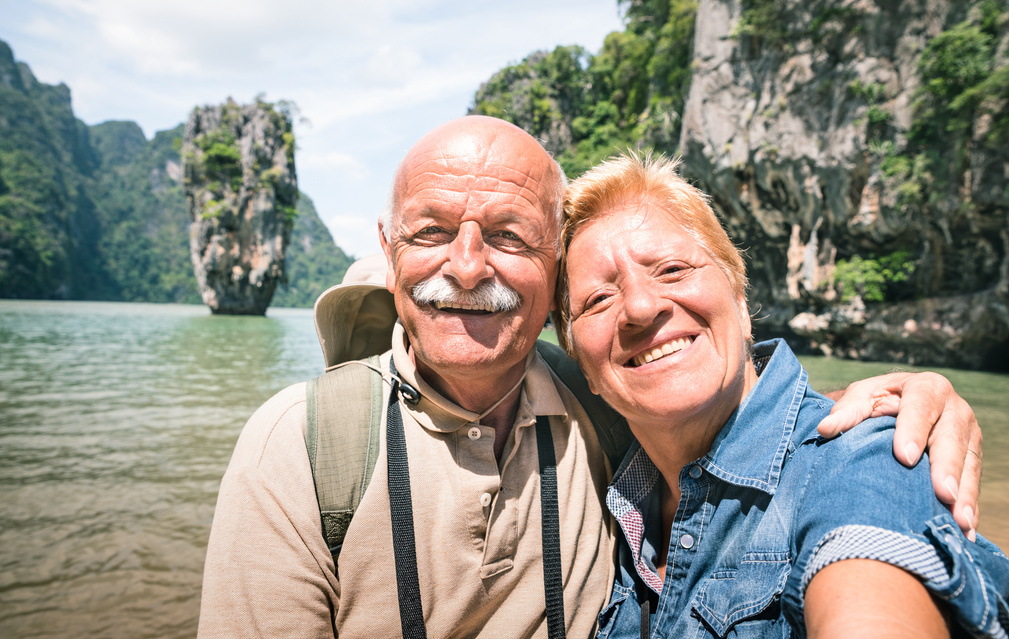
[628,335,696,368]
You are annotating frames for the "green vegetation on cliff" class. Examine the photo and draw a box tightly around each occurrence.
[882,1,1009,213]
[89,122,200,303]
[470,0,697,177]
[0,40,107,299]
[271,193,353,308]
[834,251,916,303]
[0,39,351,307]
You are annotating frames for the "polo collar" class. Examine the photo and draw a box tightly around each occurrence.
[390,322,568,434]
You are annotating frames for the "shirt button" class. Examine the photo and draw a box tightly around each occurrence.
[467,426,481,440]
[944,533,963,554]
[679,534,695,549]
[688,465,702,479]
[480,492,493,508]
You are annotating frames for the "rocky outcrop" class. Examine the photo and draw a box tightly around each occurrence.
[679,0,1009,369]
[183,99,297,315]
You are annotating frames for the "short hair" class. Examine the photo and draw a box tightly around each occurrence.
[554,152,748,353]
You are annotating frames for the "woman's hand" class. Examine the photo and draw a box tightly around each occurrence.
[816,372,981,540]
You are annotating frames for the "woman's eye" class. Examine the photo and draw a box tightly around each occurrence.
[584,293,610,310]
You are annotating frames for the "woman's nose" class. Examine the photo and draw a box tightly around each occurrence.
[441,223,494,289]
[619,276,671,328]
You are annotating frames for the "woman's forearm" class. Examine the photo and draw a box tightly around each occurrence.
[804,558,950,639]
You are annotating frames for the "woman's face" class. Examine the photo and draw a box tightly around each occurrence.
[566,200,755,430]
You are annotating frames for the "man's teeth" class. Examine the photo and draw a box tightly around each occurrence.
[434,301,495,312]
[632,337,694,367]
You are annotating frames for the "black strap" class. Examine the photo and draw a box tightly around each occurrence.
[640,598,650,639]
[386,365,565,638]
[536,415,566,639]
[386,360,427,639]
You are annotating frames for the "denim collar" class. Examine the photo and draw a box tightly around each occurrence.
[610,339,808,500]
[700,339,808,495]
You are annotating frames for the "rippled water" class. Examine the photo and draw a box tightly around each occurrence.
[0,301,322,638]
[1,301,1006,638]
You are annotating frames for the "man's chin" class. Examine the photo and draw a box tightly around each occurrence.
[412,328,532,373]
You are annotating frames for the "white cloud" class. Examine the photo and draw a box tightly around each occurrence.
[327,214,376,231]
[360,45,423,88]
[298,151,370,181]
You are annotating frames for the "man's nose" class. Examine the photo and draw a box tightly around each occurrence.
[619,276,672,329]
[441,223,494,289]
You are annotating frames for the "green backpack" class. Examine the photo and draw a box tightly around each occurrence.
[304,340,632,556]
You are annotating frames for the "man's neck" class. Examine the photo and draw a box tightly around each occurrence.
[413,351,528,461]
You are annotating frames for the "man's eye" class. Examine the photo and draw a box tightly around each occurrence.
[414,226,452,242]
[488,230,526,248]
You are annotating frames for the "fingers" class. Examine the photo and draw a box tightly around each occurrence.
[893,376,965,496]
[888,372,981,538]
[952,427,982,541]
[817,372,908,438]
[916,404,973,535]
[889,373,954,468]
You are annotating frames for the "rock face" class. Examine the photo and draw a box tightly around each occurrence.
[183,99,297,315]
[679,0,1009,369]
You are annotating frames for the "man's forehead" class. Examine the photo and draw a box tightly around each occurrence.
[404,136,546,185]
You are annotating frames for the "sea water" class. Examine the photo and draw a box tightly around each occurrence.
[1,300,1006,638]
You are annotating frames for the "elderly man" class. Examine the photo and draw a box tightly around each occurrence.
[198,116,983,638]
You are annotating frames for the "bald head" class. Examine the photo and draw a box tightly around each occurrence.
[379,116,566,246]
[377,116,565,400]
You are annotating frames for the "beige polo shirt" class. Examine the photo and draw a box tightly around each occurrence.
[198,324,615,638]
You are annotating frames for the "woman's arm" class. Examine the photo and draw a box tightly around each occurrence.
[805,558,950,639]
[816,371,982,538]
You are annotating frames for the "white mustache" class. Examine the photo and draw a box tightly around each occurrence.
[411,275,521,312]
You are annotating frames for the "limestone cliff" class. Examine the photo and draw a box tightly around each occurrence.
[183,99,297,315]
[471,0,1008,369]
[679,0,1009,369]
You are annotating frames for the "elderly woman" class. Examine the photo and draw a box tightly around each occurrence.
[557,154,1009,638]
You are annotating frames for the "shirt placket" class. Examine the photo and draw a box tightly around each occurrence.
[654,462,709,636]
[456,411,537,579]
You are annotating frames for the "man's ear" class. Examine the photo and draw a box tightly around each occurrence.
[379,224,396,294]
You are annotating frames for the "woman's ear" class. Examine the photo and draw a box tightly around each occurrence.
[737,293,752,340]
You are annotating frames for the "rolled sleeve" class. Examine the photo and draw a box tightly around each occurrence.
[783,416,1009,637]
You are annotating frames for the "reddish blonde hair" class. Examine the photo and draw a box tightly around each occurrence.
[555,152,748,353]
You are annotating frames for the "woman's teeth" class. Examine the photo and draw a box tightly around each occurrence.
[632,336,694,367]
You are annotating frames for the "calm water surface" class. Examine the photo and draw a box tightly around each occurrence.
[1,301,1006,638]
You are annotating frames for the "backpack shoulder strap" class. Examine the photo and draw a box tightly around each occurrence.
[306,354,384,556]
[535,340,632,470]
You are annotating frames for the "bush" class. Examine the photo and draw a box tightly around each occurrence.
[834,251,915,302]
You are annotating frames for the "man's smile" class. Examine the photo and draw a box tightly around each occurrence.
[432,300,497,314]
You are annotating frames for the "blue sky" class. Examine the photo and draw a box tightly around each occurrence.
[1,0,625,259]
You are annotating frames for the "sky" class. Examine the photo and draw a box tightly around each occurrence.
[1,0,625,260]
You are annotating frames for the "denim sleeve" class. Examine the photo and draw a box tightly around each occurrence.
[781,416,1009,638]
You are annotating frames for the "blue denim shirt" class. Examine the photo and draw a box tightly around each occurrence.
[599,339,1009,638]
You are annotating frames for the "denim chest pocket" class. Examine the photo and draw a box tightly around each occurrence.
[692,553,791,638]
[596,582,635,639]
